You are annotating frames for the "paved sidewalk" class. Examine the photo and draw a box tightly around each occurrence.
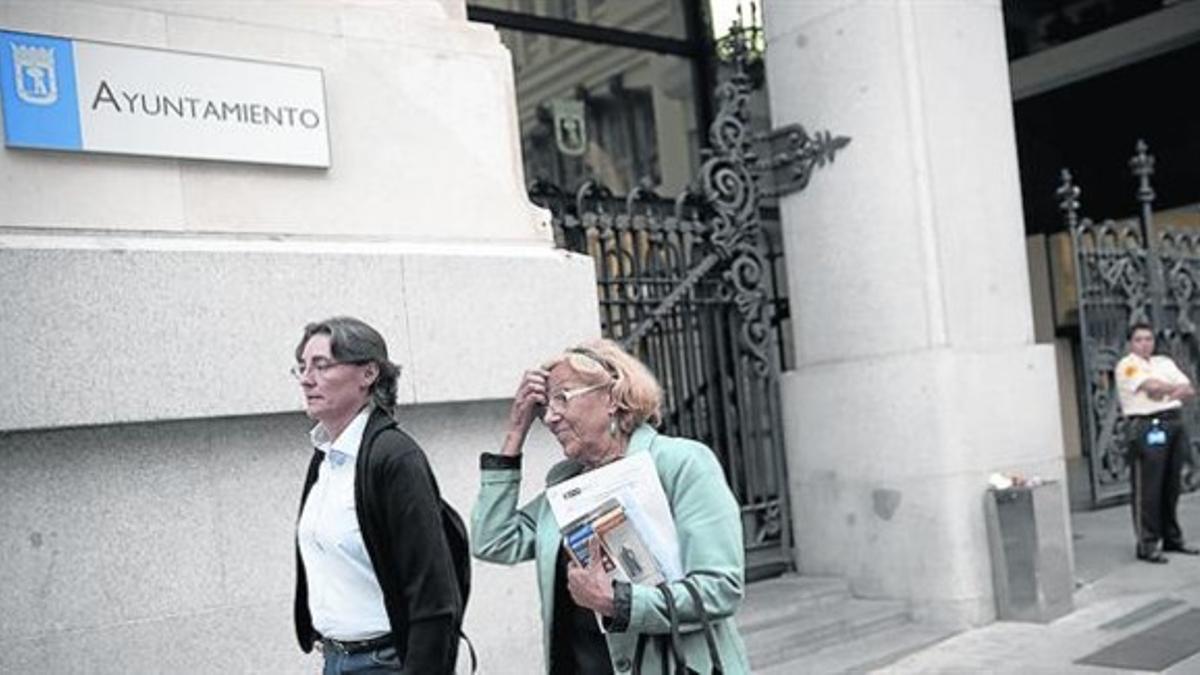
[880,492,1200,674]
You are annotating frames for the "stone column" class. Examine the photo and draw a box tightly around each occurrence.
[763,0,1069,626]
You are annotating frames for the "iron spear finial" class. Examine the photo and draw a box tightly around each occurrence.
[1130,139,1156,206]
[1056,168,1081,229]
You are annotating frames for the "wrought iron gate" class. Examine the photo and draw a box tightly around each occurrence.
[1062,140,1200,506]
[529,37,848,577]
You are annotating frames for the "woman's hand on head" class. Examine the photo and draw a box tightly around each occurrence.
[566,537,616,616]
[501,368,548,456]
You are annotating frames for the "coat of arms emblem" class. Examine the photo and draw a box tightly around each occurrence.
[11,42,57,105]
[552,99,587,157]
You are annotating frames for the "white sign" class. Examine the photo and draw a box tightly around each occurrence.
[1,29,330,167]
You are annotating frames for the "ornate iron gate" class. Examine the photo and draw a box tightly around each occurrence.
[1062,140,1200,506]
[530,38,848,577]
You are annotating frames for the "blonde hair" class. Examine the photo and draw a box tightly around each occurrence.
[542,338,662,434]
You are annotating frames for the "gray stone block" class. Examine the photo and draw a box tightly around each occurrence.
[984,481,1074,622]
[0,600,311,675]
[0,241,598,432]
[0,400,549,674]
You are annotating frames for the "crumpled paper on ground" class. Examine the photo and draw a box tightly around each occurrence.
[988,472,1044,490]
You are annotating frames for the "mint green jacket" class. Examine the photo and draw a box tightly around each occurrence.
[472,425,751,674]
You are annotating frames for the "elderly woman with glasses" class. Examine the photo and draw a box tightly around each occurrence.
[472,339,751,674]
[292,316,463,674]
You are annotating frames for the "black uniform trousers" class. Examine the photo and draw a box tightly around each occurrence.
[1126,410,1189,555]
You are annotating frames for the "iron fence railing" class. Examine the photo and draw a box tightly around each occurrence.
[1062,141,1200,506]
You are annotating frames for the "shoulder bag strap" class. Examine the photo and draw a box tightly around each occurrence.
[658,582,689,675]
[680,577,724,674]
[633,633,650,675]
[633,583,688,675]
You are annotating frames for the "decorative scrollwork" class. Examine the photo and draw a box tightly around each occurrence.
[747,500,783,545]
[576,180,614,215]
[612,21,851,375]
[617,26,755,371]
[699,34,770,372]
[1166,261,1197,336]
[757,125,852,198]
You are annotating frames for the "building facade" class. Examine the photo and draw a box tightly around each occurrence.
[3,0,1199,672]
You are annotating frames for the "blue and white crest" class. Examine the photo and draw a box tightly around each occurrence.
[11,42,57,105]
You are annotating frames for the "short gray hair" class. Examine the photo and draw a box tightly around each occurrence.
[295,316,401,413]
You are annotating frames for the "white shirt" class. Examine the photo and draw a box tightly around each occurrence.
[1114,353,1190,416]
[297,407,391,640]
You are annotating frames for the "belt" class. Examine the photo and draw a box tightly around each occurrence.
[1130,409,1181,421]
[318,633,393,655]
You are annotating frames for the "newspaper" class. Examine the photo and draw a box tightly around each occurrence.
[545,451,683,585]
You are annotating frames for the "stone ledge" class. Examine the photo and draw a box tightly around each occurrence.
[0,235,599,431]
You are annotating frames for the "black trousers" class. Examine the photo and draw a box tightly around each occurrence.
[1126,413,1189,554]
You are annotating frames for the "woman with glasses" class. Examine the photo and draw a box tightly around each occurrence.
[472,339,751,674]
[292,316,462,674]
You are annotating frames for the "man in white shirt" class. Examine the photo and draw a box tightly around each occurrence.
[1114,322,1200,563]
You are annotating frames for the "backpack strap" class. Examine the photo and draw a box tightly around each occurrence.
[460,630,478,674]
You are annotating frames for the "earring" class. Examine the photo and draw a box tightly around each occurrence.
[608,416,619,437]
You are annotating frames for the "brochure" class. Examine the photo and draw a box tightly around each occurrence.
[545,451,683,584]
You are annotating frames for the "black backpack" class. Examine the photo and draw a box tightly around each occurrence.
[440,498,477,673]
[375,421,477,673]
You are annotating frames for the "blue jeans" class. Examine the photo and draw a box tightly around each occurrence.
[322,645,404,674]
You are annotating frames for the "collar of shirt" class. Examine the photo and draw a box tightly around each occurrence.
[309,405,373,459]
[1133,354,1178,372]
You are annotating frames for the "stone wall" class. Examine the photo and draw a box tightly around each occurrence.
[0,401,562,673]
[0,1,594,671]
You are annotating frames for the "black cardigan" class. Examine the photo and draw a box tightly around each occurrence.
[294,408,462,673]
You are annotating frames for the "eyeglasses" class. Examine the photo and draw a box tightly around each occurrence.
[290,358,365,380]
[546,382,609,414]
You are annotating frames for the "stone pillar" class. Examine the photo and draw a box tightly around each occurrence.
[763,0,1069,626]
